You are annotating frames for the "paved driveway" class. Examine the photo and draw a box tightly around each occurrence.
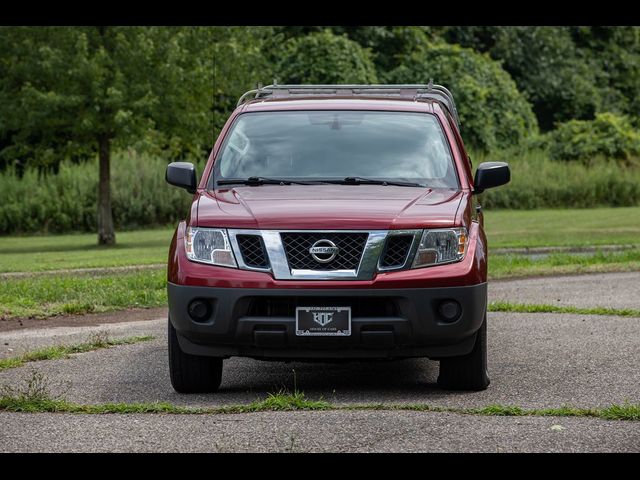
[1,272,638,452]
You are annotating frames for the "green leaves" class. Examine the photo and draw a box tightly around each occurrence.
[544,113,640,163]
[0,27,214,170]
[441,26,640,131]
[1,25,639,179]
[272,30,379,85]
[388,42,538,152]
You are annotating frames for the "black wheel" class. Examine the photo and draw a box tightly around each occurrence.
[437,314,490,391]
[168,318,223,393]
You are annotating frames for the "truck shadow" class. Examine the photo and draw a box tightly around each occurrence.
[94,341,489,406]
[218,357,442,397]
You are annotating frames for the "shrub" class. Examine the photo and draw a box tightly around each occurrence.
[387,42,538,152]
[1,148,639,235]
[272,30,378,84]
[0,152,205,235]
[544,113,640,163]
[477,148,640,209]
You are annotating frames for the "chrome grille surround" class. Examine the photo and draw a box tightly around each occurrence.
[378,231,421,271]
[227,229,422,280]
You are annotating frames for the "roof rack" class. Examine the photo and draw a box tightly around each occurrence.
[236,82,461,128]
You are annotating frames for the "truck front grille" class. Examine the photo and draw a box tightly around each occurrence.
[237,235,269,268]
[281,232,368,270]
[380,235,414,268]
[227,228,420,280]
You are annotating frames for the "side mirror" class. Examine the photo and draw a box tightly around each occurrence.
[474,161,510,194]
[166,162,197,194]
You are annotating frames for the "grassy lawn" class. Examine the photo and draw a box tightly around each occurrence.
[1,207,639,320]
[0,227,174,273]
[484,206,640,248]
[1,249,638,320]
[489,248,640,279]
[0,270,166,319]
[0,206,638,274]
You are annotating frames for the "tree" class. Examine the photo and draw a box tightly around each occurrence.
[544,113,640,163]
[488,27,603,130]
[570,26,640,121]
[209,27,275,136]
[0,27,213,245]
[273,26,437,77]
[271,30,378,84]
[388,42,538,152]
[439,26,640,130]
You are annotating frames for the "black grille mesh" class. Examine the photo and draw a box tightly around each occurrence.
[380,235,413,268]
[281,232,368,270]
[237,235,269,268]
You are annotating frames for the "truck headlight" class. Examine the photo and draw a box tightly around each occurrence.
[185,227,237,267]
[412,228,468,268]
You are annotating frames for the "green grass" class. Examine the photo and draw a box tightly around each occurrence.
[0,335,155,371]
[0,227,173,273]
[485,206,640,249]
[2,237,639,321]
[0,390,638,421]
[476,149,640,210]
[0,270,166,319]
[0,206,638,274]
[351,403,640,421]
[0,386,331,415]
[489,248,640,279]
[2,371,638,421]
[488,301,640,317]
[0,206,638,320]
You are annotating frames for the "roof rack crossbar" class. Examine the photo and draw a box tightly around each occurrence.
[235,83,460,128]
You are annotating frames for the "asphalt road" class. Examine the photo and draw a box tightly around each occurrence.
[1,272,639,452]
[2,410,638,453]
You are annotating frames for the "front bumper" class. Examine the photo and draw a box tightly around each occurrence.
[168,282,487,360]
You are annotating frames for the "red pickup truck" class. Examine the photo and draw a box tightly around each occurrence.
[165,84,510,393]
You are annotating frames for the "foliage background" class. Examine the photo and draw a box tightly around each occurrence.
[1,26,639,234]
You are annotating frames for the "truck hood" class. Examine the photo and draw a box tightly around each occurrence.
[196,185,464,230]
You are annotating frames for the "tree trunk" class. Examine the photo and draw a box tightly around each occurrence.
[97,135,116,246]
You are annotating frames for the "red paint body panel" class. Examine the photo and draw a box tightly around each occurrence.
[196,186,464,230]
[168,220,486,288]
[172,96,484,289]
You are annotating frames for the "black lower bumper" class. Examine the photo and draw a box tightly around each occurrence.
[168,282,487,360]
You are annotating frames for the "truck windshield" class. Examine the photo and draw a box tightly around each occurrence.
[214,111,459,188]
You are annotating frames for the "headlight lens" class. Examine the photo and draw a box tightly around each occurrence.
[412,228,468,268]
[184,227,237,267]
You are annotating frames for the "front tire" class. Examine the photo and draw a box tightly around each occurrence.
[168,318,223,393]
[437,314,490,391]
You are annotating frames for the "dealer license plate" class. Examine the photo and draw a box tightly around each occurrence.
[295,306,351,336]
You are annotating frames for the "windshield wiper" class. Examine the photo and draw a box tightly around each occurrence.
[217,177,317,186]
[328,177,424,187]
[217,176,424,187]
